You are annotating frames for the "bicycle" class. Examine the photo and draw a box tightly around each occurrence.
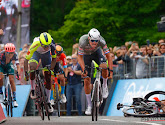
[2,74,13,117]
[28,67,51,120]
[83,65,110,121]
[52,73,61,117]
[117,91,165,117]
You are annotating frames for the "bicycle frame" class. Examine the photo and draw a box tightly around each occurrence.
[91,67,102,107]
[29,68,50,120]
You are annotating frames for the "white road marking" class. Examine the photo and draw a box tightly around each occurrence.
[101,119,162,125]
[5,24,29,30]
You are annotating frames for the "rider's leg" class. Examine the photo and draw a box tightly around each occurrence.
[0,72,4,102]
[100,63,109,98]
[44,71,51,103]
[29,62,38,99]
[58,74,67,103]
[0,72,4,94]
[84,77,92,115]
[50,75,54,105]
[9,75,16,99]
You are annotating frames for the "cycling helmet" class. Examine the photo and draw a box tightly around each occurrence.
[55,45,63,55]
[88,28,100,40]
[5,43,16,52]
[39,32,52,46]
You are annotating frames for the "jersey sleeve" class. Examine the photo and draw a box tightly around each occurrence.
[12,52,19,64]
[99,36,110,54]
[60,53,67,68]
[25,38,40,60]
[50,38,57,58]
[78,36,85,55]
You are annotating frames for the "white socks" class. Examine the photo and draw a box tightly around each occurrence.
[103,78,107,88]
[86,94,92,108]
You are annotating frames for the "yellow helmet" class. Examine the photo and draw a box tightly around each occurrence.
[39,32,52,45]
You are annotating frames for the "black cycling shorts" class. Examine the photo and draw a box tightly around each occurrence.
[83,48,106,77]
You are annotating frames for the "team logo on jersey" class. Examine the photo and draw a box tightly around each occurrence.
[27,51,30,55]
[103,45,108,49]
[30,44,38,50]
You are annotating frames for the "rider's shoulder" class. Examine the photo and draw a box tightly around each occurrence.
[79,34,88,46]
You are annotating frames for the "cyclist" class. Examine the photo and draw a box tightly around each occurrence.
[50,45,67,104]
[24,32,56,113]
[78,28,113,115]
[0,43,19,107]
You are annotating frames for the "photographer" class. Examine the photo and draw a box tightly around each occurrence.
[131,45,149,79]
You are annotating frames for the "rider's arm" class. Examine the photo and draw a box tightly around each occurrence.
[106,52,113,72]
[50,58,56,70]
[78,54,85,72]
[24,39,40,72]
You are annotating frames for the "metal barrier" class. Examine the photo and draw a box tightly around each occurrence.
[113,56,165,79]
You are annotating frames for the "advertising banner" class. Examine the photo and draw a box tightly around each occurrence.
[1,85,31,117]
[107,78,165,116]
[0,0,30,49]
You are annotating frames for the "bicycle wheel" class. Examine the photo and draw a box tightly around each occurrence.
[35,83,45,120]
[8,84,13,117]
[92,81,98,121]
[122,105,157,117]
[4,86,8,116]
[55,84,60,117]
[40,82,50,120]
[144,91,165,101]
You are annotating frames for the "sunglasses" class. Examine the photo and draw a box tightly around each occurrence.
[40,41,49,48]
[72,58,77,59]
[90,40,99,43]
[7,52,14,54]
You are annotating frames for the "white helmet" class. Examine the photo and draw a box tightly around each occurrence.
[88,28,100,40]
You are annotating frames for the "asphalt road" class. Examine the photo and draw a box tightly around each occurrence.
[2,116,165,125]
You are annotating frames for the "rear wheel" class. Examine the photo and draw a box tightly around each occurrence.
[144,91,165,101]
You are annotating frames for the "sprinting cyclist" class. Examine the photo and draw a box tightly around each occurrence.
[50,45,67,104]
[78,28,113,115]
[0,43,19,107]
[24,32,56,113]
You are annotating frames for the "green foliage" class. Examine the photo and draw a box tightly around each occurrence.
[31,0,165,55]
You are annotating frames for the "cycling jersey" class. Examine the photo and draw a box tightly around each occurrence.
[78,34,109,55]
[25,37,56,60]
[0,50,19,66]
[56,53,67,68]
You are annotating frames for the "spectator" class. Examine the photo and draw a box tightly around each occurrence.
[66,56,72,65]
[0,29,3,35]
[66,54,82,116]
[113,47,125,79]
[135,45,149,79]
[72,43,79,55]
[157,43,165,77]
[158,39,165,45]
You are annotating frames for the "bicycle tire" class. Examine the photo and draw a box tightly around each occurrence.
[92,81,98,121]
[122,105,157,117]
[144,91,165,101]
[4,86,8,116]
[40,82,50,120]
[35,82,45,120]
[8,84,13,117]
[55,84,60,117]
